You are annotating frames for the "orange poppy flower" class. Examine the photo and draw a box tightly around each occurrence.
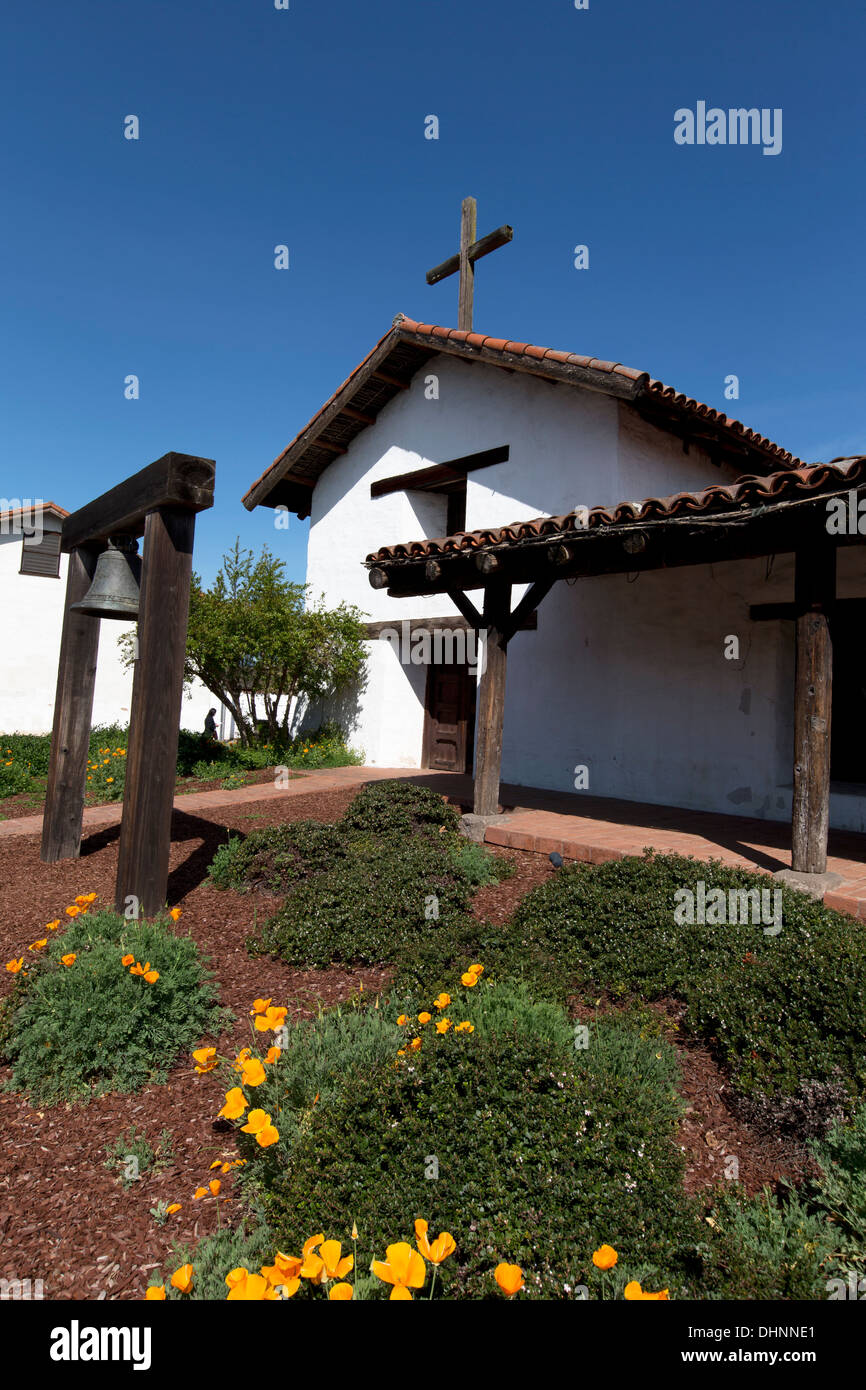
[143,969,159,983]
[169,908,182,922]
[624,1281,669,1300]
[250,998,273,1014]
[45,920,60,931]
[170,1264,194,1294]
[260,1252,302,1292]
[145,1285,166,1300]
[254,1005,288,1033]
[329,1282,353,1300]
[218,1088,248,1120]
[65,906,81,918]
[121,954,135,967]
[256,1123,279,1147]
[454,1021,474,1033]
[61,953,76,967]
[415,1219,456,1265]
[226,1271,278,1300]
[239,1058,266,1087]
[494,1263,524,1297]
[265,1046,281,1064]
[5,958,24,974]
[592,1244,618,1270]
[396,1014,409,1026]
[371,1242,426,1299]
[418,1012,432,1025]
[433,993,451,1010]
[166,1204,181,1215]
[409,1037,422,1052]
[435,1018,452,1034]
[318,1240,354,1282]
[192,1046,218,1073]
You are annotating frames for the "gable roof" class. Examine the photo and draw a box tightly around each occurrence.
[243,315,804,518]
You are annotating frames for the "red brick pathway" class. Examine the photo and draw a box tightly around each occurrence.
[5,765,866,919]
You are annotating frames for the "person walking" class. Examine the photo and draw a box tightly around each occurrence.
[204,707,219,742]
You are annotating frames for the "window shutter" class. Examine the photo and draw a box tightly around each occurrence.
[20,531,62,578]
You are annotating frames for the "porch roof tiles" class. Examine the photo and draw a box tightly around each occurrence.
[365,455,866,566]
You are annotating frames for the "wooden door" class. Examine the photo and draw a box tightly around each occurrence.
[422,662,476,773]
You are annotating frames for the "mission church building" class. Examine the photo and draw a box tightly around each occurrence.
[244,220,865,883]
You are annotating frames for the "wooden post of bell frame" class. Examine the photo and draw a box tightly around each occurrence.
[115,507,195,917]
[41,545,101,862]
[791,542,836,874]
[473,580,511,816]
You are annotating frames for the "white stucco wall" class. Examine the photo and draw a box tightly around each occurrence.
[0,523,227,738]
[302,354,866,830]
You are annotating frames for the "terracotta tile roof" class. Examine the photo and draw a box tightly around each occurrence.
[0,500,69,525]
[366,456,866,566]
[243,316,803,515]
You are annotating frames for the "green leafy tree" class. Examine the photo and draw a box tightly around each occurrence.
[120,541,367,747]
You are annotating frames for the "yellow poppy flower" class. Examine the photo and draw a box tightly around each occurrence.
[454,1021,474,1033]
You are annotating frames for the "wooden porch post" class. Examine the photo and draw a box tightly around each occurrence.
[791,543,835,874]
[41,546,101,862]
[115,507,195,916]
[473,580,510,816]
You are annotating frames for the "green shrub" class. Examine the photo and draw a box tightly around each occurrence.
[248,835,475,969]
[149,1223,274,1300]
[239,986,706,1300]
[449,838,514,886]
[339,779,459,839]
[503,852,866,1101]
[703,1184,834,1300]
[0,760,34,796]
[0,910,226,1104]
[802,1102,866,1277]
[209,820,351,894]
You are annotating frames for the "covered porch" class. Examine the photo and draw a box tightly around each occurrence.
[366,455,866,888]
[396,772,866,919]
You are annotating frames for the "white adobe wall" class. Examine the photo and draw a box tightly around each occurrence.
[304,353,729,766]
[0,524,226,738]
[303,353,866,829]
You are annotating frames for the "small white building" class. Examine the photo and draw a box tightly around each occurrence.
[244,314,865,850]
[0,500,228,738]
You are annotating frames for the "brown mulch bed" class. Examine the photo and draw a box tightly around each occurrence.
[0,792,822,1299]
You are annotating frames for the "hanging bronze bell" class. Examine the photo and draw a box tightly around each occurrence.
[70,536,141,620]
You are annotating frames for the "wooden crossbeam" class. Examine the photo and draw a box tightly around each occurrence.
[370,446,509,500]
[425,197,513,332]
[62,452,215,552]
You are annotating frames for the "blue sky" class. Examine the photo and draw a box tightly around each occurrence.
[2,0,864,586]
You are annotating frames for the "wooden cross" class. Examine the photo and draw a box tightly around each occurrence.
[425,197,513,332]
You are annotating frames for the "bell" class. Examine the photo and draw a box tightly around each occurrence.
[71,536,141,620]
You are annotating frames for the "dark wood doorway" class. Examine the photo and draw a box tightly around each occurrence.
[422,662,477,773]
